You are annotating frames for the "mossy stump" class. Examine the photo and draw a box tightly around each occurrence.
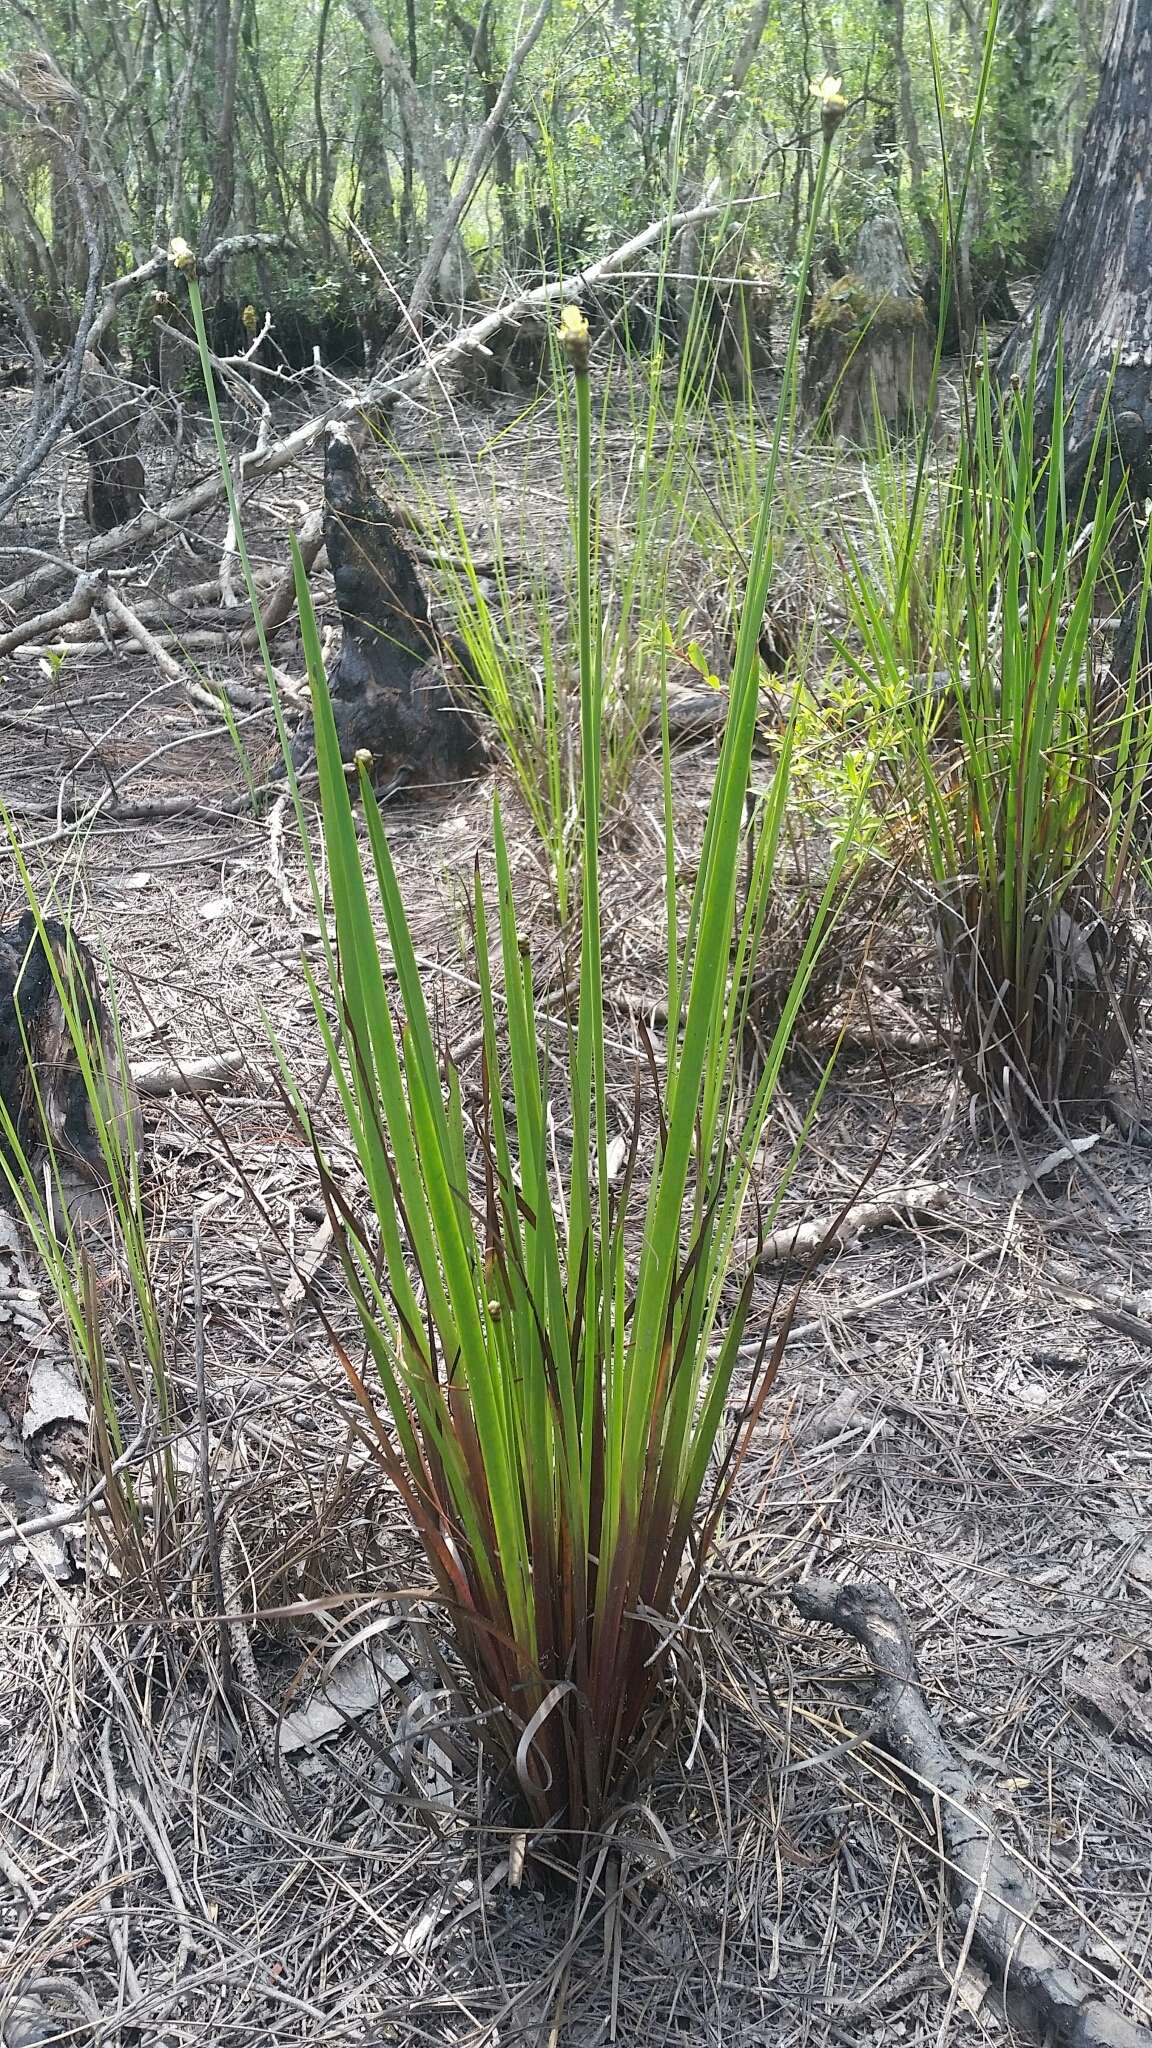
[802,215,932,442]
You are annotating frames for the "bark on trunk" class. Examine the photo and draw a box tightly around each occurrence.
[201,0,245,259]
[450,3,521,265]
[997,0,1152,493]
[75,354,145,531]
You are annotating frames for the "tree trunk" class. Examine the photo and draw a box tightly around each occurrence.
[671,0,774,381]
[993,0,1036,246]
[450,3,521,267]
[879,0,939,271]
[0,912,141,1190]
[312,0,335,261]
[997,0,1152,494]
[346,0,477,307]
[75,354,145,531]
[201,0,245,258]
[354,81,397,242]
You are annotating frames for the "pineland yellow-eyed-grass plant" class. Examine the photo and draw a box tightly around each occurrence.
[843,352,1152,1126]
[273,129,868,1841]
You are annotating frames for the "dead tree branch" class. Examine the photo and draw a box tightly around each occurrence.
[0,573,102,657]
[0,198,736,622]
[792,1576,1152,2048]
[85,233,290,356]
[243,505,325,645]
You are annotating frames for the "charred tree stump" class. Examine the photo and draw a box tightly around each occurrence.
[803,213,932,442]
[920,251,1018,356]
[74,355,145,533]
[292,427,486,798]
[0,912,141,1191]
[681,256,772,396]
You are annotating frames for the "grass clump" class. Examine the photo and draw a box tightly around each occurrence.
[844,354,1152,1125]
[281,136,861,1841]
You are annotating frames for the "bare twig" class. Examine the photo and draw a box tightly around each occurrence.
[757,1184,951,1267]
[792,1576,1152,2048]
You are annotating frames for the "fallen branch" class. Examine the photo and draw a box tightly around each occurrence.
[99,581,232,718]
[98,584,263,713]
[130,1050,258,1096]
[0,1424,148,1553]
[85,232,292,356]
[791,1576,1152,2048]
[0,196,739,620]
[757,1184,949,1267]
[0,573,102,657]
[243,505,325,646]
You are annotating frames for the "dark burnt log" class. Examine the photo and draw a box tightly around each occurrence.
[0,912,141,1190]
[803,212,932,442]
[292,426,486,797]
[920,251,1019,355]
[74,355,145,532]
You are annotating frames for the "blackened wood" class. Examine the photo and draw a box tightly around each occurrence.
[292,425,485,797]
[0,912,141,1187]
[793,1576,1152,2048]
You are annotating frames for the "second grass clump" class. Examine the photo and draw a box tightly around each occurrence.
[845,358,1152,1125]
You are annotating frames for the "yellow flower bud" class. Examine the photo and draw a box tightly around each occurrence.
[241,303,258,334]
[558,303,590,371]
[168,237,196,274]
[810,74,848,140]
